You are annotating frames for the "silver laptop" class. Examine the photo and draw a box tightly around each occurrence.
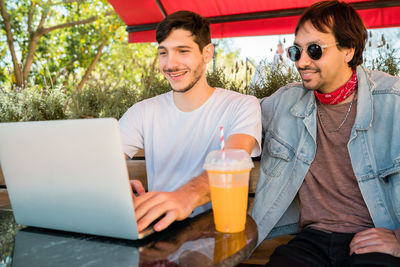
[0,118,143,240]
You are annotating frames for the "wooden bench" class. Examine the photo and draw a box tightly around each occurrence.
[0,163,11,210]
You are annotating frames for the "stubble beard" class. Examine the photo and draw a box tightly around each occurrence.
[170,64,204,94]
[298,67,323,92]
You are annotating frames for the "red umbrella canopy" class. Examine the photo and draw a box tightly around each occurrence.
[107,0,400,43]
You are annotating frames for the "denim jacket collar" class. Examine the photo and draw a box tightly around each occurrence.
[290,88,316,118]
[354,66,374,131]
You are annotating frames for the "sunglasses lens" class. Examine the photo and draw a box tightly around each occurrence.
[307,44,323,60]
[287,46,301,62]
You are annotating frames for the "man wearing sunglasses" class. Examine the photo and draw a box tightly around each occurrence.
[253,1,400,266]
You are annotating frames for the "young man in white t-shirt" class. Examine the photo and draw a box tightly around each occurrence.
[119,11,261,234]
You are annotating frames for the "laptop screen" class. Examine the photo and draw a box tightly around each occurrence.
[0,118,140,240]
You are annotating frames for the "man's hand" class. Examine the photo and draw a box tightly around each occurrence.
[134,189,198,232]
[350,227,400,257]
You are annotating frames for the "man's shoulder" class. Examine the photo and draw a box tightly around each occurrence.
[214,88,258,103]
[133,91,172,108]
[261,82,305,107]
[276,82,305,95]
[363,68,400,94]
[146,91,172,103]
[123,91,172,119]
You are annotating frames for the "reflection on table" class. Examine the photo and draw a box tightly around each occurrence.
[0,209,258,266]
[13,228,139,267]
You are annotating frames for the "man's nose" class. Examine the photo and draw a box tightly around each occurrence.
[296,49,312,69]
[166,54,179,69]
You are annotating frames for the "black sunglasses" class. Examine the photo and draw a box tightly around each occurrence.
[286,42,338,62]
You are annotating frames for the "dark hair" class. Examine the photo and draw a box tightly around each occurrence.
[156,10,211,51]
[295,1,367,67]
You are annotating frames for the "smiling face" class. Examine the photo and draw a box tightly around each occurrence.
[158,29,212,93]
[294,20,354,93]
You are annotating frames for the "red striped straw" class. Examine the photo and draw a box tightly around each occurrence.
[219,126,225,151]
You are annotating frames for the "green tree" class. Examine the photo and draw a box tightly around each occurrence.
[92,36,164,94]
[0,0,121,88]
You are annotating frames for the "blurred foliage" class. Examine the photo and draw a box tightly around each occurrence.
[0,60,299,122]
[250,62,300,98]
[363,32,400,76]
[364,48,400,77]
[0,211,21,266]
[210,39,256,90]
[0,85,67,122]
[1,43,399,122]
[68,79,139,119]
[0,0,122,87]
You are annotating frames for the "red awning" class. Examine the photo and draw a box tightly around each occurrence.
[107,0,400,43]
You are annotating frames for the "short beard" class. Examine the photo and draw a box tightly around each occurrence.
[171,68,203,94]
[297,67,321,91]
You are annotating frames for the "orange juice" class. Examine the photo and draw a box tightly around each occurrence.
[208,169,250,233]
[210,184,248,232]
[203,149,253,233]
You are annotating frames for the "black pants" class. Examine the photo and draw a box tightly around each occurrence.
[265,228,400,267]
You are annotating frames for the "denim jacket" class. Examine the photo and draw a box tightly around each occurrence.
[252,66,400,245]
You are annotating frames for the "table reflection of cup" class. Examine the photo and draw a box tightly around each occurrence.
[204,149,253,233]
[214,231,246,263]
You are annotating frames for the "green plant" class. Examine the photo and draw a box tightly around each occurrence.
[363,32,400,77]
[137,73,171,101]
[372,48,400,77]
[6,44,400,124]
[68,83,139,119]
[250,62,301,98]
[206,68,236,91]
[0,85,67,122]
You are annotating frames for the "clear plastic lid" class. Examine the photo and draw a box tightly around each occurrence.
[203,149,254,171]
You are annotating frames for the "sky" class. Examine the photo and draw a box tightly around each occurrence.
[226,27,400,65]
[228,34,294,64]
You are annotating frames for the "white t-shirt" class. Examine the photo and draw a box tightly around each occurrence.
[119,88,261,213]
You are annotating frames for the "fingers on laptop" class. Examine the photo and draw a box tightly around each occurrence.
[135,191,168,232]
[134,191,191,232]
[130,180,146,196]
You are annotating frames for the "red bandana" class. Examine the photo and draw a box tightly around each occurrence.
[314,68,358,105]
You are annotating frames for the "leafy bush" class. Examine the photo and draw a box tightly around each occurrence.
[207,68,245,93]
[0,85,67,122]
[370,48,399,77]
[363,32,400,77]
[137,73,171,101]
[1,49,398,123]
[249,62,301,98]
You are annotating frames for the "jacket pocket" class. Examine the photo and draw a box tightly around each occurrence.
[261,136,295,177]
[377,166,400,220]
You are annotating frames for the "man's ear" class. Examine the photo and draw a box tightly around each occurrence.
[344,47,355,64]
[202,43,214,63]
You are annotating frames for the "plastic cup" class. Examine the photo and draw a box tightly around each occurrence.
[203,149,253,233]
